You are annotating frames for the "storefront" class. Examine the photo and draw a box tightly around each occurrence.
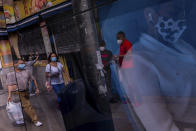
[0,1,119,131]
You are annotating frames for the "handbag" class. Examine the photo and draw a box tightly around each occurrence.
[6,102,24,125]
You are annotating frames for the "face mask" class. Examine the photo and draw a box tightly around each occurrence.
[51,57,57,62]
[117,40,123,45]
[18,64,25,70]
[155,16,187,44]
[100,47,105,51]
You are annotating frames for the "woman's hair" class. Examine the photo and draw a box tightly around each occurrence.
[48,52,59,63]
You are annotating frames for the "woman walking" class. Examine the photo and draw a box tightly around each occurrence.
[45,53,70,103]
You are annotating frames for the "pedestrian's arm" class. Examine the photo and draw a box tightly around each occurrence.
[35,55,39,61]
[45,72,50,79]
[7,85,17,102]
[26,55,39,67]
[126,41,132,53]
[114,46,132,62]
[6,73,17,101]
[33,79,40,94]
[8,85,12,101]
[45,64,51,80]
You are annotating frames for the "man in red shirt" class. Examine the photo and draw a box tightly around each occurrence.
[116,31,132,66]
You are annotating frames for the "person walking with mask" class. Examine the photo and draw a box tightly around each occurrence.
[7,59,42,127]
[116,31,132,67]
[25,52,39,96]
[115,32,133,104]
[100,41,118,103]
[45,53,70,103]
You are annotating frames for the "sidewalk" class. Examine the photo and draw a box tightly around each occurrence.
[111,102,133,131]
[0,91,65,131]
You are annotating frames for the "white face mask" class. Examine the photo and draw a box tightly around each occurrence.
[117,40,123,45]
[100,47,105,51]
[155,16,187,44]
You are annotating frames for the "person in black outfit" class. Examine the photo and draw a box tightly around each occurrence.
[100,41,118,103]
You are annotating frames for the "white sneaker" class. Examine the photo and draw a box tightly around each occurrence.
[34,121,43,127]
[30,93,35,96]
[16,120,24,125]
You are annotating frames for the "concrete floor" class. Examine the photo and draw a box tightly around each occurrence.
[0,89,133,131]
[3,88,196,131]
[111,103,133,131]
[0,91,66,131]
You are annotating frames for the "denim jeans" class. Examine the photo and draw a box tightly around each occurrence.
[52,83,65,103]
[29,80,35,94]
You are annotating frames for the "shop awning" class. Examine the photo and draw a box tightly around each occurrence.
[6,1,72,33]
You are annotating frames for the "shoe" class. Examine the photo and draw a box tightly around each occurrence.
[16,120,24,125]
[34,121,43,127]
[30,93,35,97]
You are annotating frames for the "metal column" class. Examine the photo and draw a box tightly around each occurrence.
[71,2,115,130]
[72,0,110,112]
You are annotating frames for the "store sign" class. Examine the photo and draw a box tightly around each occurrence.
[14,0,67,21]
[3,0,16,24]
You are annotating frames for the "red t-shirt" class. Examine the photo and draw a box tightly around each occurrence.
[119,39,132,66]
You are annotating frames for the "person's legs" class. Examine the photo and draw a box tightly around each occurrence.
[52,83,65,103]
[59,83,65,91]
[29,80,35,94]
[105,70,112,99]
[52,84,61,95]
[19,91,38,123]
[105,69,119,103]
